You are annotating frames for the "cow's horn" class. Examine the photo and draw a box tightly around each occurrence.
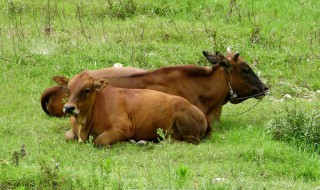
[227,46,232,53]
[233,52,240,60]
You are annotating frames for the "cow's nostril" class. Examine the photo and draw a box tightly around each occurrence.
[64,105,75,113]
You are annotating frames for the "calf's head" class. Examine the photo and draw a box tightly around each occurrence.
[203,47,269,103]
[53,73,108,115]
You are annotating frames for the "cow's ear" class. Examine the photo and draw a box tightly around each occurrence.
[94,79,109,90]
[203,51,230,68]
[53,76,69,87]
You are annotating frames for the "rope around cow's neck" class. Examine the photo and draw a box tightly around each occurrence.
[222,98,263,116]
[230,90,269,100]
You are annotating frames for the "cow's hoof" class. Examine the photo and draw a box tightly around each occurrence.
[65,130,77,142]
[129,139,137,144]
[137,140,147,146]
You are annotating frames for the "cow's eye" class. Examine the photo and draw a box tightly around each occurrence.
[242,67,251,74]
[84,88,91,94]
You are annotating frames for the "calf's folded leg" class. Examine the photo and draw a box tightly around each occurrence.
[94,128,132,146]
[174,106,208,144]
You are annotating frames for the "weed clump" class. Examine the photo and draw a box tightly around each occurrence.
[267,106,320,153]
[176,164,188,188]
[106,0,137,19]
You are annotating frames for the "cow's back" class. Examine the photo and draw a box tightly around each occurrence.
[86,67,146,79]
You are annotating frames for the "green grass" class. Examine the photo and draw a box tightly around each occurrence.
[1,0,320,189]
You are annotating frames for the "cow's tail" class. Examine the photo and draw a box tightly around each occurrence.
[40,87,55,116]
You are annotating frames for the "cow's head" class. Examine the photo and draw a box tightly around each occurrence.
[203,47,269,104]
[53,73,108,115]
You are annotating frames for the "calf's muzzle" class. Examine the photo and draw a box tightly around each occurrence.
[64,105,76,114]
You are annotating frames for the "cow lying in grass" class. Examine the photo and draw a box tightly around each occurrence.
[55,73,209,146]
[40,67,146,117]
[44,48,269,126]
[103,48,269,125]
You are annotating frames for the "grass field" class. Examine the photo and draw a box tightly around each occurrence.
[0,0,320,189]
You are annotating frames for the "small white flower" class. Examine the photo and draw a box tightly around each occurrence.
[113,63,123,68]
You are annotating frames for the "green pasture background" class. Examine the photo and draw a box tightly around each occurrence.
[0,0,319,189]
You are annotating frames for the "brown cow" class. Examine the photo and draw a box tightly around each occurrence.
[49,47,268,125]
[105,47,269,125]
[40,67,146,117]
[56,73,209,146]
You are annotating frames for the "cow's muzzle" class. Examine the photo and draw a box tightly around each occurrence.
[255,86,269,99]
[63,104,78,115]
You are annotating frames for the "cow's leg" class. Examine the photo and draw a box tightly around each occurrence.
[94,128,132,147]
[65,116,78,141]
[209,106,222,127]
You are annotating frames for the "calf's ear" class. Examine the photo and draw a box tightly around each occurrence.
[203,51,230,68]
[94,79,109,90]
[53,76,69,87]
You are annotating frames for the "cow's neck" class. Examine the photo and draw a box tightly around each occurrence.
[86,91,109,138]
[196,66,230,123]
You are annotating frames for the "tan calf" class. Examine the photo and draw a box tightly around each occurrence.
[56,72,209,146]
